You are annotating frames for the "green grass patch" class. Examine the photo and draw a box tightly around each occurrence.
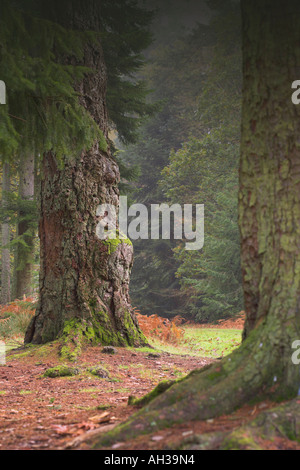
[115,387,131,394]
[182,328,242,358]
[127,346,159,355]
[3,337,24,352]
[139,328,242,358]
[79,388,110,393]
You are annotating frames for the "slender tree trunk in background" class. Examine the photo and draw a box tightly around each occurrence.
[88,1,300,447]
[25,1,146,349]
[14,153,35,299]
[1,162,11,305]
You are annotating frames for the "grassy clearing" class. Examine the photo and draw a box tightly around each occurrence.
[0,297,242,361]
[143,327,242,359]
[182,327,242,358]
[2,328,242,360]
[4,337,24,352]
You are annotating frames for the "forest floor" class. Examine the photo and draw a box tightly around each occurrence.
[0,341,214,450]
[0,311,299,450]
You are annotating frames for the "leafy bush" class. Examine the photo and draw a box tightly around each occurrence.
[134,308,184,344]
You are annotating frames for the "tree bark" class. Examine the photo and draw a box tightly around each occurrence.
[82,0,300,448]
[239,0,300,343]
[1,162,11,304]
[14,153,35,299]
[25,1,146,349]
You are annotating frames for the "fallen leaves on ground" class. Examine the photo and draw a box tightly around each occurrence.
[0,343,211,450]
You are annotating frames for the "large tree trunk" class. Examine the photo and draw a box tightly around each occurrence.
[239,0,300,343]
[14,153,35,299]
[1,162,11,304]
[83,0,300,448]
[25,1,146,349]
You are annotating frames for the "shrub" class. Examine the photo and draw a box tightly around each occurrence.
[0,297,36,340]
[134,308,184,344]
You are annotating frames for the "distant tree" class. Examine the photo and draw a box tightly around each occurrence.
[121,22,214,318]
[14,153,35,299]
[161,133,243,322]
[160,1,243,322]
[123,1,243,322]
[1,162,11,304]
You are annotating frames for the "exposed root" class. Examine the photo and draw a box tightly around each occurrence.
[128,380,176,407]
[84,321,300,449]
[178,398,300,450]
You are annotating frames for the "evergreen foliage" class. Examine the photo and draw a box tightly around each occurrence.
[161,134,243,322]
[0,0,104,162]
[160,1,244,322]
[0,0,155,159]
[101,0,157,144]
[121,0,244,322]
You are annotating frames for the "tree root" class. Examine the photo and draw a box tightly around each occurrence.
[82,322,300,449]
[178,398,300,450]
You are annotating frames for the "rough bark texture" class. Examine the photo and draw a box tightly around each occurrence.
[15,153,35,299]
[81,0,300,448]
[239,0,300,342]
[1,162,11,304]
[25,1,146,349]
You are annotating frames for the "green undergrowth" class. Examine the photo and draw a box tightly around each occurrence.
[126,345,157,354]
[4,327,242,363]
[3,337,24,352]
[0,301,36,341]
[6,342,57,361]
[182,328,242,358]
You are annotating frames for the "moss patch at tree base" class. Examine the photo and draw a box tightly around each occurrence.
[58,314,148,363]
